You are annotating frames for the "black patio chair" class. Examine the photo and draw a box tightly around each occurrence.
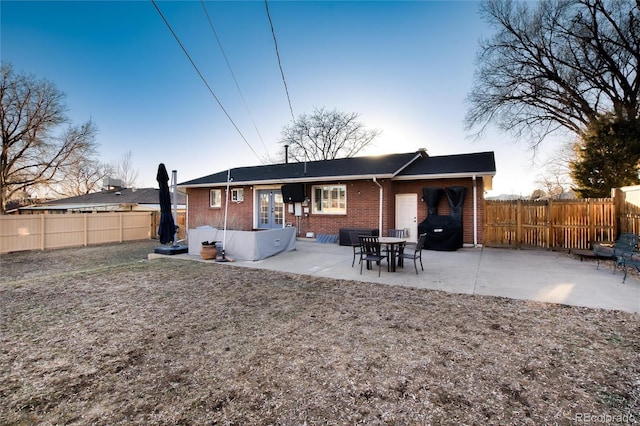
[382,229,406,266]
[603,233,640,282]
[359,235,386,276]
[387,229,405,238]
[593,233,639,272]
[349,231,362,267]
[400,233,427,274]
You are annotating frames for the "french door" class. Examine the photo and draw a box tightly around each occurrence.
[257,190,284,229]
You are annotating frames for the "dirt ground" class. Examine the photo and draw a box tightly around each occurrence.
[1,240,639,425]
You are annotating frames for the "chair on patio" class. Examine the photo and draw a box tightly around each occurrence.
[593,233,639,270]
[349,231,362,267]
[387,229,405,238]
[359,235,387,276]
[606,233,639,283]
[381,229,405,261]
[619,249,640,283]
[400,233,427,274]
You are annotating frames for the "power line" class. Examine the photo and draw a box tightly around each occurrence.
[264,0,295,124]
[200,0,270,159]
[150,0,264,163]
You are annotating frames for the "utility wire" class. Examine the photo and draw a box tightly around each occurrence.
[264,0,295,124]
[151,0,263,163]
[200,0,270,159]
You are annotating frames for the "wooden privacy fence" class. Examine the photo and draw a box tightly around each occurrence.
[150,211,186,242]
[0,212,153,254]
[484,199,616,250]
[614,186,640,235]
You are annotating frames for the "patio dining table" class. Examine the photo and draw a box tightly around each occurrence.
[378,236,406,272]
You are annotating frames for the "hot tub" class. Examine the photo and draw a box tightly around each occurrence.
[188,226,297,261]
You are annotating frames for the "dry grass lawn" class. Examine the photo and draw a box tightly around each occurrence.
[1,240,639,425]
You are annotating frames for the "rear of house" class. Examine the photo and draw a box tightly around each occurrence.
[179,150,496,246]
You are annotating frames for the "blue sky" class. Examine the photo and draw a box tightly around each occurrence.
[2,0,552,196]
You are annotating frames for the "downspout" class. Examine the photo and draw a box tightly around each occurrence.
[473,175,478,247]
[373,177,383,236]
[185,191,189,238]
[223,169,231,252]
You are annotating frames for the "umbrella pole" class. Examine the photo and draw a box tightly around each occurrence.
[217,168,231,262]
[171,170,179,247]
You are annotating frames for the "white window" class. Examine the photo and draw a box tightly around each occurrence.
[231,188,244,202]
[210,189,222,208]
[312,185,346,214]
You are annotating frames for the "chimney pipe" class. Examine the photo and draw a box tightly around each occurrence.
[284,144,289,164]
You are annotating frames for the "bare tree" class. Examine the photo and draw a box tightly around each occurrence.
[51,141,111,197]
[279,107,381,162]
[0,63,100,213]
[534,143,577,199]
[111,150,139,188]
[465,0,639,146]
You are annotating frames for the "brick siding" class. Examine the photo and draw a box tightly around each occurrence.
[187,177,487,245]
[393,178,486,245]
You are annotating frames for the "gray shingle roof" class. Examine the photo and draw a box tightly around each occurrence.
[46,188,185,205]
[397,151,496,178]
[179,151,495,187]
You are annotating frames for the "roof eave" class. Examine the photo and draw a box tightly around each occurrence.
[179,174,397,189]
[392,171,496,181]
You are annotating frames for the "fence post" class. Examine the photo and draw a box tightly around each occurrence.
[151,211,157,240]
[516,199,522,248]
[612,188,622,236]
[547,199,552,249]
[588,199,594,247]
[40,214,45,251]
[83,214,88,247]
[119,213,123,243]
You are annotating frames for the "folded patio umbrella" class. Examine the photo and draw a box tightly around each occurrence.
[156,163,176,245]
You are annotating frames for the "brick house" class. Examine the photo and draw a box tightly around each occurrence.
[178,149,496,246]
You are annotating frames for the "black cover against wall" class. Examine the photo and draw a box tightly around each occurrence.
[418,215,462,251]
[445,186,467,222]
[421,187,444,216]
[281,183,305,203]
[338,228,379,246]
[418,186,467,251]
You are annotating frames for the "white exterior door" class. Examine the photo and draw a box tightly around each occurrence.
[395,193,418,243]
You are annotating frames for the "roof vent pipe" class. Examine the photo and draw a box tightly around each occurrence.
[284,145,289,164]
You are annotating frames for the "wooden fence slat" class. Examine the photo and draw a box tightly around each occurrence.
[1,212,154,254]
[484,198,616,250]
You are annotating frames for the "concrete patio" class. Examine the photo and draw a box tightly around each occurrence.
[152,239,640,314]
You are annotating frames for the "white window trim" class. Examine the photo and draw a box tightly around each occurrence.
[231,188,244,202]
[210,189,222,208]
[312,184,347,215]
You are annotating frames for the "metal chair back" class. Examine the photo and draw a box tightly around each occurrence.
[401,233,428,274]
[387,229,405,238]
[360,235,381,256]
[415,232,428,252]
[359,235,385,276]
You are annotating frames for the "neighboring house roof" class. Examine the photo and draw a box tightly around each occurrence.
[179,150,496,188]
[19,187,186,212]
